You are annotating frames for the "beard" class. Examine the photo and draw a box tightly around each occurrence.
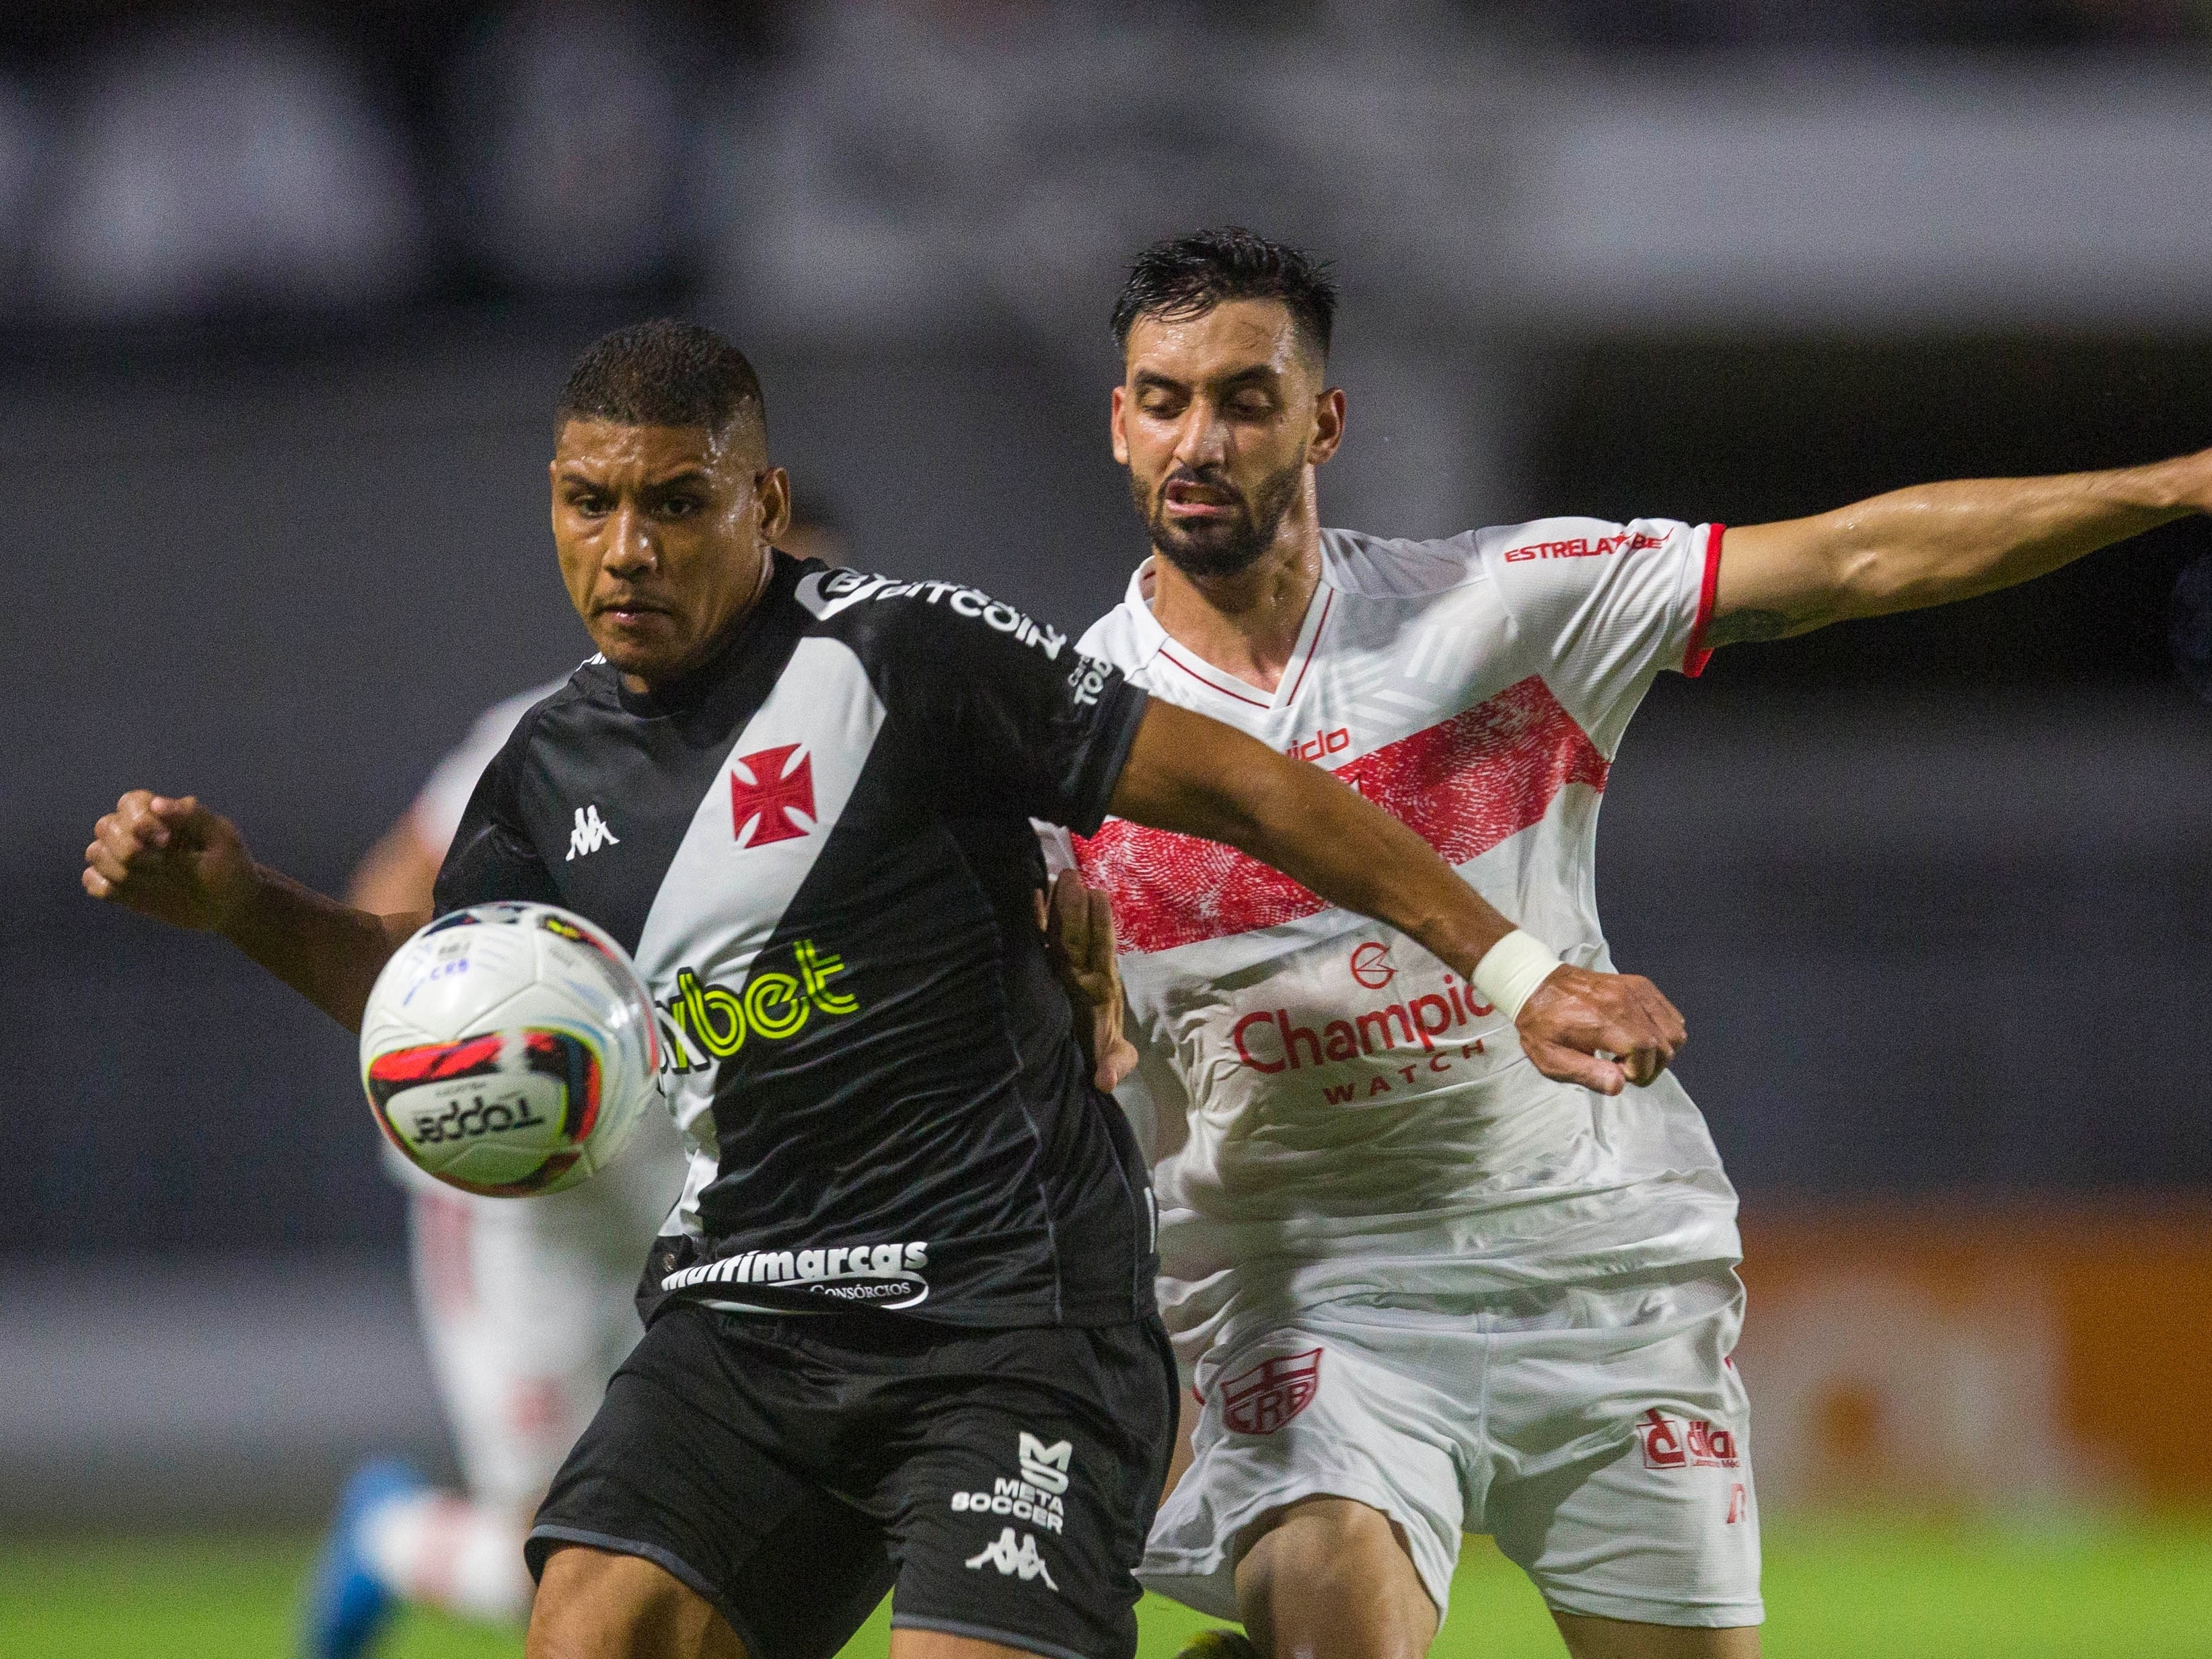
[1136,459,1304,580]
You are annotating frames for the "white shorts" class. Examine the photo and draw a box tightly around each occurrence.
[1140,1267,1762,1629]
[407,1119,686,1514]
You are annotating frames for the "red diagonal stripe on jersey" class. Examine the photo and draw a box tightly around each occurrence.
[1074,675,1608,955]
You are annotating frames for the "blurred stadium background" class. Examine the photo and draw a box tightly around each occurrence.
[4,1,2210,1654]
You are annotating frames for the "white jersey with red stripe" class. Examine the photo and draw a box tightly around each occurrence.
[1070,517,1738,1353]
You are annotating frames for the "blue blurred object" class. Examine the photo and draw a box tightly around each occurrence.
[300,1457,424,1659]
[2174,551,2212,701]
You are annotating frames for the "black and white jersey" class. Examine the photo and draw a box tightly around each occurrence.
[434,553,1158,1329]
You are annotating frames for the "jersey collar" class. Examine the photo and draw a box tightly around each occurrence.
[1122,550,1340,714]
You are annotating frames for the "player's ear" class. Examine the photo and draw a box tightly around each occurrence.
[1110,384,1131,465]
[1308,387,1346,466]
[756,467,792,543]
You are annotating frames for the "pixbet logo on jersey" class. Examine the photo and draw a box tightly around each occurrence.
[1220,1348,1322,1436]
[657,938,858,1074]
[1637,1409,1740,1471]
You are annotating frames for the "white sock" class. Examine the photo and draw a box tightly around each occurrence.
[361,1490,534,1625]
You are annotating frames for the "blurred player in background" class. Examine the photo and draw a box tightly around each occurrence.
[1068,229,2212,1659]
[300,520,839,1659]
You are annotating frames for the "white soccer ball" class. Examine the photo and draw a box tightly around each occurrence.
[359,903,663,1197]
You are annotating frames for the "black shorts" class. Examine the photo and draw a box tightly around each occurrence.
[527,1303,1179,1659]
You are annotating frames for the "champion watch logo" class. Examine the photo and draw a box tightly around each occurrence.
[564,805,620,861]
[730,744,817,848]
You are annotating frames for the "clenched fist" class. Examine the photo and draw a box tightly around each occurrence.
[83,792,258,934]
[1516,965,1686,1096]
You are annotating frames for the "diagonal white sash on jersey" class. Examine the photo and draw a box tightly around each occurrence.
[630,637,888,1226]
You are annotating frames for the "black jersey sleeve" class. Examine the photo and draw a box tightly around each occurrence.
[887,592,1148,836]
[431,714,562,915]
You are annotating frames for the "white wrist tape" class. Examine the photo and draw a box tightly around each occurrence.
[1472,930,1563,1023]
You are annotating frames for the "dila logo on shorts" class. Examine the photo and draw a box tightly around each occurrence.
[1221,1348,1323,1436]
[1637,1408,1740,1470]
[730,744,816,848]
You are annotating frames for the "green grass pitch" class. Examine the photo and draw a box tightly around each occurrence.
[3,1518,2207,1658]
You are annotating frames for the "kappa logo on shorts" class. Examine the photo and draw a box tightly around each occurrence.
[1220,1348,1322,1436]
[1637,1408,1740,1470]
[964,1528,1058,1591]
[949,1431,1071,1534]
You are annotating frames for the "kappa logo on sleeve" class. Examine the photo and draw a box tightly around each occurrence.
[1220,1348,1323,1435]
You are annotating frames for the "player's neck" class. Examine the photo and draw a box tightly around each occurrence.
[618,544,777,698]
[1146,516,1323,696]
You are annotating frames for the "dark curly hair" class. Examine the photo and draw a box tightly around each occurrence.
[556,318,765,442]
[1109,227,1339,361]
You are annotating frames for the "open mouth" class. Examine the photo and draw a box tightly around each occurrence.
[1163,478,1241,519]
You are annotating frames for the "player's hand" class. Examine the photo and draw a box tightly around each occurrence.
[1514,965,1685,1095]
[1040,869,1140,1093]
[82,792,258,934]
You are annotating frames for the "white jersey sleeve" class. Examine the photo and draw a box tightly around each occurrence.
[1476,517,1721,753]
[409,679,569,855]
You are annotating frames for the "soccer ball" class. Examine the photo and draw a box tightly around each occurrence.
[359,903,663,1197]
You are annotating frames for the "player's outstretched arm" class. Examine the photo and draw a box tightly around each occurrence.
[1109,703,1685,1095]
[1708,444,2212,647]
[83,790,425,1033]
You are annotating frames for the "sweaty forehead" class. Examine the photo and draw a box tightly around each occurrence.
[554,418,762,478]
[1124,299,1309,383]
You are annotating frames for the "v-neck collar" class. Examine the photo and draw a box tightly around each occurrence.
[1123,553,1337,714]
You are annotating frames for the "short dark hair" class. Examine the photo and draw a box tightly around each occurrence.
[556,319,766,442]
[1110,228,1338,361]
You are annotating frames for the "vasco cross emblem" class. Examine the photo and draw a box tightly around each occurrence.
[730,744,817,848]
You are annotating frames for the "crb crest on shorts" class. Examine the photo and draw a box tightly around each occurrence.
[1220,1348,1322,1435]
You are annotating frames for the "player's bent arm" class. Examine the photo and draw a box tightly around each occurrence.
[1709,445,2212,647]
[1107,702,1686,1095]
[83,790,422,1033]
